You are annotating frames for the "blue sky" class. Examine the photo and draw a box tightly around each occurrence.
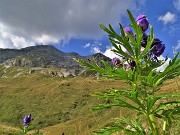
[0,0,179,59]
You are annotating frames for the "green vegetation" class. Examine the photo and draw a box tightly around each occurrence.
[0,65,179,134]
[77,10,180,135]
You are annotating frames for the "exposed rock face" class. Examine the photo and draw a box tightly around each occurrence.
[0,45,111,77]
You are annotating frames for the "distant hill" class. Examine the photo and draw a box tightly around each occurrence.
[0,45,111,77]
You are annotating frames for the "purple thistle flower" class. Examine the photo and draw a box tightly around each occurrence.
[23,114,33,127]
[111,57,120,65]
[151,44,165,57]
[111,57,122,67]
[152,38,162,45]
[151,38,165,57]
[123,26,133,35]
[136,14,149,32]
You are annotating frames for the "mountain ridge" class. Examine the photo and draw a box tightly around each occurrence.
[0,45,111,67]
[0,45,111,77]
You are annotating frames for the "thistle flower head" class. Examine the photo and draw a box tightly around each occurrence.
[136,14,149,32]
[111,57,122,67]
[23,114,33,127]
[151,38,165,57]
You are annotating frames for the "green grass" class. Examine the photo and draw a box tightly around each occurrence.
[0,65,179,135]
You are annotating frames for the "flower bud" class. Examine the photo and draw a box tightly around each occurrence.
[136,14,149,32]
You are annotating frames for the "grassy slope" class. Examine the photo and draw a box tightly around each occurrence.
[0,66,179,135]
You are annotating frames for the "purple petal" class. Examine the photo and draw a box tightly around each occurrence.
[123,26,133,35]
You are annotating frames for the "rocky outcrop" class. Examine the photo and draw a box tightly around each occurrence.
[3,58,33,67]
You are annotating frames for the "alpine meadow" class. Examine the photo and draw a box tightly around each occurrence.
[0,7,180,135]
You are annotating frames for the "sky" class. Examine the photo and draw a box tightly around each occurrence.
[0,0,180,60]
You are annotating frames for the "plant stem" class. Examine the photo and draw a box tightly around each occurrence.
[147,114,158,135]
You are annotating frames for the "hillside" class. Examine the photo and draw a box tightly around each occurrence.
[0,73,129,135]
[0,45,179,134]
[0,67,179,134]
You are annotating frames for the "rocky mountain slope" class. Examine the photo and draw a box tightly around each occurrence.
[0,45,111,77]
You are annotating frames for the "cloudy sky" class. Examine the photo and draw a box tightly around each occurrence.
[0,0,179,59]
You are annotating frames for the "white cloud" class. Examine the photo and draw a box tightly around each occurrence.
[11,35,34,49]
[84,41,103,54]
[103,44,127,59]
[83,43,91,48]
[92,47,101,54]
[103,46,121,59]
[169,24,180,34]
[158,12,176,25]
[173,0,180,10]
[0,23,34,49]
[156,56,171,72]
[0,0,144,49]
[34,34,59,45]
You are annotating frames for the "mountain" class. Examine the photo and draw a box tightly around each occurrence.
[0,45,111,77]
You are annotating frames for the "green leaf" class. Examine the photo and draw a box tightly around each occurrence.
[110,38,133,60]
[109,37,122,45]
[119,23,134,56]
[142,69,156,87]
[99,24,112,34]
[114,98,141,112]
[101,60,112,70]
[146,96,162,113]
[127,10,137,28]
[127,10,143,57]
[121,90,144,111]
[114,117,146,135]
[139,26,154,59]
[126,32,136,47]
[108,24,116,34]
[93,126,123,135]
[75,58,133,80]
[153,100,180,114]
[153,53,180,87]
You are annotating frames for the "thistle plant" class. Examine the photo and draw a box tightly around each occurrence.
[76,10,180,135]
[15,114,42,135]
